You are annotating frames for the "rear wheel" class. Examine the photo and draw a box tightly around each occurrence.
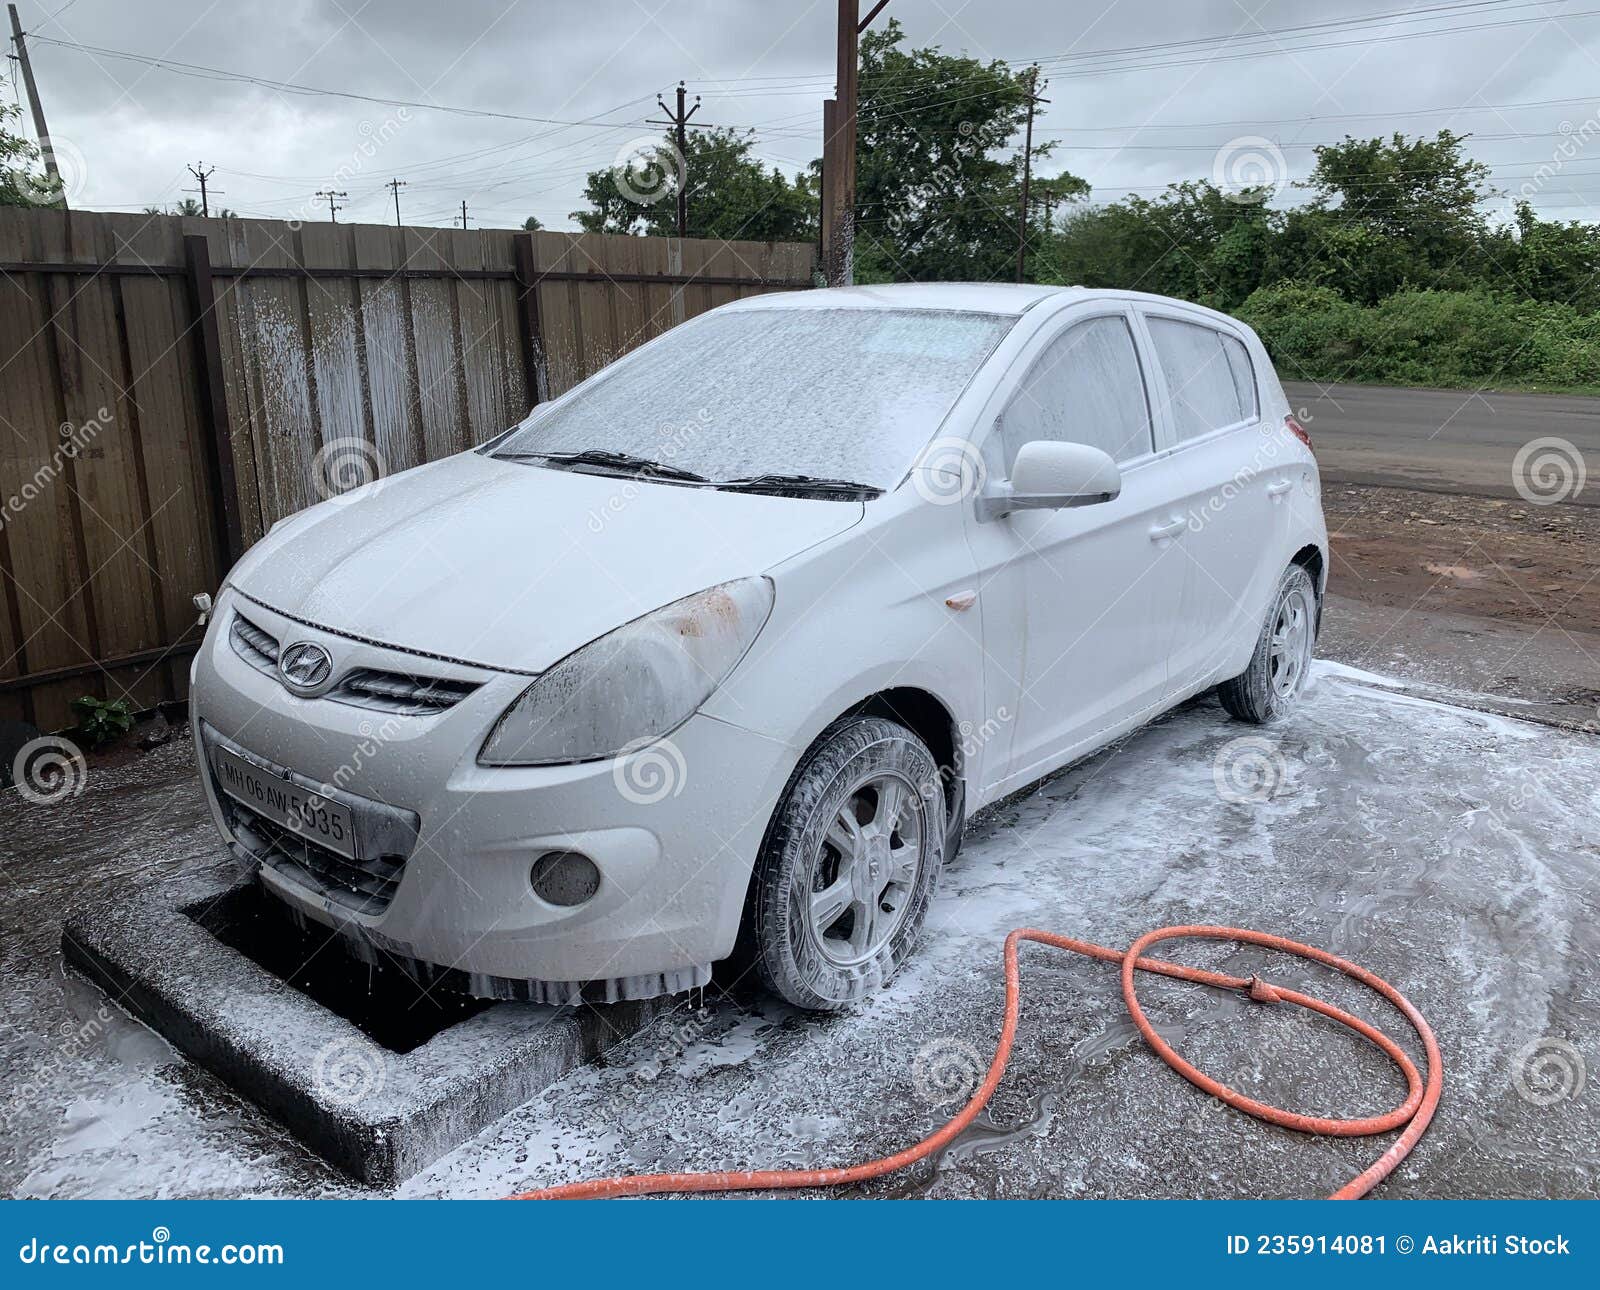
[744,716,944,1011]
[1219,564,1317,724]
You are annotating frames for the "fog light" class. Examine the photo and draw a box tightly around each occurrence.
[530,851,601,907]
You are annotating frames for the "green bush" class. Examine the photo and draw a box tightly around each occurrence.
[1237,284,1600,391]
[70,695,135,749]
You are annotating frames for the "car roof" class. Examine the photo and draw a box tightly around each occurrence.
[720,283,1256,335]
[725,282,1084,316]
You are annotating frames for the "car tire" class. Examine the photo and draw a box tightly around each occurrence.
[742,715,945,1012]
[1218,563,1318,724]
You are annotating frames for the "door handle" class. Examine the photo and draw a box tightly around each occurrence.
[1148,516,1186,542]
[1266,479,1293,497]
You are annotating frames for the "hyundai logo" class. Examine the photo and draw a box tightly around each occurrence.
[278,641,334,692]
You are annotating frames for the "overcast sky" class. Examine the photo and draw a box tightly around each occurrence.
[7,0,1600,231]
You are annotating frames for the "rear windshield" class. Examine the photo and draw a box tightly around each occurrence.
[490,307,1014,487]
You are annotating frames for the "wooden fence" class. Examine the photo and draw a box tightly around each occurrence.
[0,207,817,730]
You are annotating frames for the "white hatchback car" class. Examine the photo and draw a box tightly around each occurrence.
[191,283,1326,1011]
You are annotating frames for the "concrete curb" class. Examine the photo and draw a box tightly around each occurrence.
[61,868,662,1187]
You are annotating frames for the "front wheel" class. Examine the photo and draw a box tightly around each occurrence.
[743,716,945,1011]
[1218,564,1318,724]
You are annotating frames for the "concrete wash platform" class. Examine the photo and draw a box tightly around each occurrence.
[60,869,661,1186]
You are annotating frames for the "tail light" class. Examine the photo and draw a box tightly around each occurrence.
[1284,414,1313,451]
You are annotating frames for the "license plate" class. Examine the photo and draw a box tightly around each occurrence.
[214,746,356,860]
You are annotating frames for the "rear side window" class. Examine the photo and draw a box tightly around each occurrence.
[1222,334,1258,421]
[995,315,1153,472]
[1147,317,1252,441]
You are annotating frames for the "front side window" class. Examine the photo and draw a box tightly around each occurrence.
[1146,317,1249,441]
[992,315,1153,474]
[489,307,1014,489]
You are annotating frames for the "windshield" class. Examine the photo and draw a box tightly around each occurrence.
[489,307,1013,488]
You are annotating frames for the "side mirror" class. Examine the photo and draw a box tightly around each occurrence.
[977,440,1122,521]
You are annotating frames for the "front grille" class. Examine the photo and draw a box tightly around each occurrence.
[228,609,480,715]
[228,804,407,915]
[201,723,420,916]
[329,668,481,716]
[230,613,280,674]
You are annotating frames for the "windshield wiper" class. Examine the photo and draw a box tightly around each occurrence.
[496,448,707,482]
[715,473,882,498]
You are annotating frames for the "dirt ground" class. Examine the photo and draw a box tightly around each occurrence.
[1323,483,1599,640]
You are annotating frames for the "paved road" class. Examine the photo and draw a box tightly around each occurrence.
[1283,381,1600,507]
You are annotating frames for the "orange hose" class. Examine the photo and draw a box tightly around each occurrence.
[509,925,1441,1201]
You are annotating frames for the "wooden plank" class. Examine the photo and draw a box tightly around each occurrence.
[350,223,423,484]
[118,221,221,698]
[199,220,266,547]
[36,211,165,715]
[403,225,468,463]
[227,219,318,529]
[296,222,367,458]
[532,233,582,398]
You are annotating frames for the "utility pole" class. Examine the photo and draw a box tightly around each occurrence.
[456,200,468,228]
[386,177,406,227]
[7,3,65,206]
[648,81,699,236]
[315,189,347,222]
[186,162,217,217]
[820,1,888,287]
[1015,66,1047,283]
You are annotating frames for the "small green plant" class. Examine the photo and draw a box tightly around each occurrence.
[70,695,135,749]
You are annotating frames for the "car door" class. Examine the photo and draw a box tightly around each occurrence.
[962,306,1193,792]
[1138,310,1285,692]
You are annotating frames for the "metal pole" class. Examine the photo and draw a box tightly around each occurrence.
[8,3,65,206]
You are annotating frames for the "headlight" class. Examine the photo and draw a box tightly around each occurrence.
[478,577,774,766]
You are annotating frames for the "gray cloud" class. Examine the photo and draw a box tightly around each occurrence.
[9,0,1598,228]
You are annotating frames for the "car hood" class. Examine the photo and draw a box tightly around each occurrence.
[227,452,862,673]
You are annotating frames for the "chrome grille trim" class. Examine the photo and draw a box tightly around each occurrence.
[328,668,481,716]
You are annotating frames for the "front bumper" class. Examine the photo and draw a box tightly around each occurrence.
[191,593,797,1002]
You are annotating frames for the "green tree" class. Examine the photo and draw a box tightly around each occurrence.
[0,104,52,206]
[1291,130,1500,303]
[1042,180,1279,311]
[522,215,544,231]
[850,20,1086,281]
[572,126,815,241]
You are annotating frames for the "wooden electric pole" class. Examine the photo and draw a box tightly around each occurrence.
[649,81,699,236]
[1015,67,1047,283]
[386,177,406,227]
[821,1,889,287]
[315,189,346,222]
[186,162,216,217]
[7,3,65,206]
[456,200,469,228]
